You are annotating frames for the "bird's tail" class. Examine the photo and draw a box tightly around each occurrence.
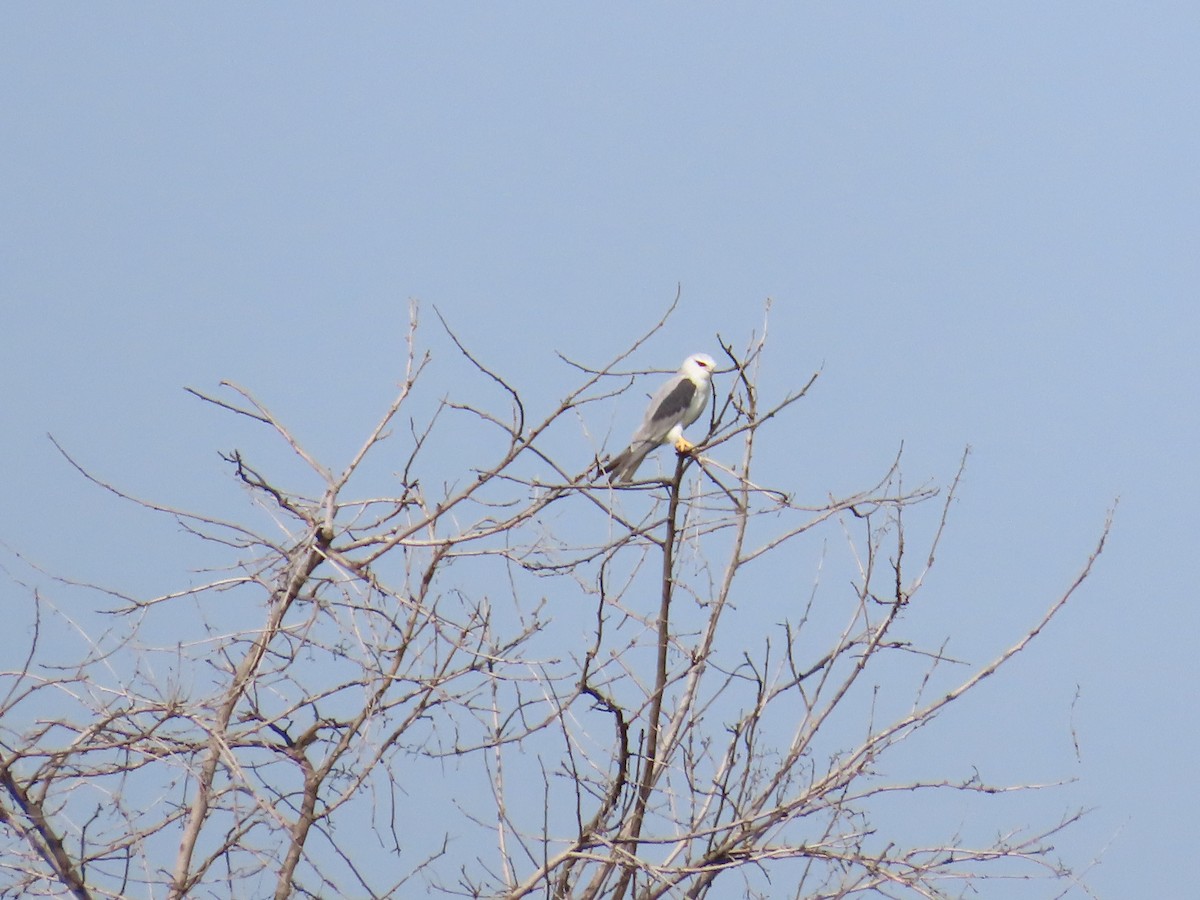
[601,444,652,483]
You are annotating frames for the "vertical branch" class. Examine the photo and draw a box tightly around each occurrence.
[611,452,689,900]
[273,740,319,900]
[169,532,328,899]
[488,658,517,890]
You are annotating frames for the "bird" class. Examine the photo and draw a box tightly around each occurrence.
[602,353,716,483]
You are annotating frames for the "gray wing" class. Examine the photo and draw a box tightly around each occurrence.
[631,376,696,444]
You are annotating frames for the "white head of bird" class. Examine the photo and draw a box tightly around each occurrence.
[681,353,716,382]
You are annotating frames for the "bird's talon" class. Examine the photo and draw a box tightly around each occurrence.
[674,437,696,454]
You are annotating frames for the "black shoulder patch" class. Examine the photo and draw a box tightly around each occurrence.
[651,380,696,424]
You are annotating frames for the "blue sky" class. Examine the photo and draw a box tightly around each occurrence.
[2,5,1197,897]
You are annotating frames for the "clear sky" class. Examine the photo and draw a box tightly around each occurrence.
[2,5,1197,897]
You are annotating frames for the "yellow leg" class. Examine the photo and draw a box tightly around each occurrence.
[674,436,696,453]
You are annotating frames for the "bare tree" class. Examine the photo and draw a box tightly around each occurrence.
[0,300,1108,898]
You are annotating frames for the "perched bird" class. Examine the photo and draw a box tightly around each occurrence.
[602,353,716,483]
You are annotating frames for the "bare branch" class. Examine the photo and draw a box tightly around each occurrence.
[2,301,1107,899]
